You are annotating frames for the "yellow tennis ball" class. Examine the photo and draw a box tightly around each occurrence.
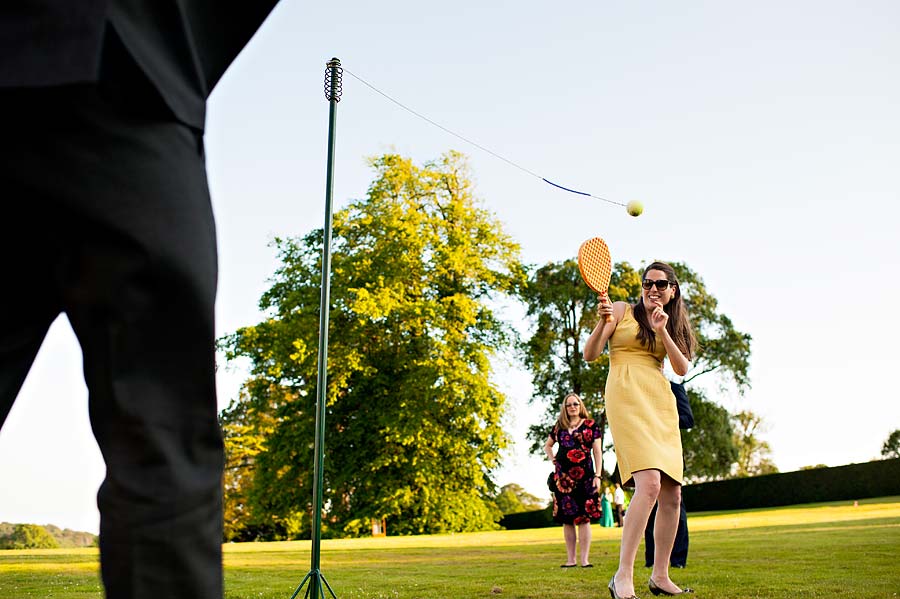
[626,200,644,217]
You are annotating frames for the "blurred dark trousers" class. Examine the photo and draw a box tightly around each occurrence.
[0,84,224,599]
[644,498,689,568]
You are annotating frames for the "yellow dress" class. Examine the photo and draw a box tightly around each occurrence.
[605,304,683,486]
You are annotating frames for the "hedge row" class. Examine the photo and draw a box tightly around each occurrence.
[683,458,900,512]
[499,507,554,530]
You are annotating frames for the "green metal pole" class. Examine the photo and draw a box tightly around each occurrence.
[291,57,341,599]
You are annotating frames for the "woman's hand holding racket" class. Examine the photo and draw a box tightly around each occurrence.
[597,295,614,322]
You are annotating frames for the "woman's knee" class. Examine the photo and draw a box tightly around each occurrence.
[658,485,682,511]
[635,473,662,500]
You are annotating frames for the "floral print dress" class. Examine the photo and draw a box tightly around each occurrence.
[550,419,603,525]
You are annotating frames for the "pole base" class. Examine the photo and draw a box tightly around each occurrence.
[290,569,338,599]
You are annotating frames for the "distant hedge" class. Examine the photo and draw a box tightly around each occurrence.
[683,458,900,512]
[499,507,554,530]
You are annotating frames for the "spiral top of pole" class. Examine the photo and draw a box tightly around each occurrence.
[325,58,342,103]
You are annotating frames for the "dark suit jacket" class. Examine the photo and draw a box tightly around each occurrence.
[0,0,280,129]
[670,381,694,430]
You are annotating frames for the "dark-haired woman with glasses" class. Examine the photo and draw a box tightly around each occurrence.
[544,393,603,568]
[584,261,697,598]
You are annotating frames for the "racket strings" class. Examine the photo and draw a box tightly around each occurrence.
[578,239,612,293]
[343,68,626,207]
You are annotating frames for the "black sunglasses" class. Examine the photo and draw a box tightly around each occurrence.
[642,279,673,291]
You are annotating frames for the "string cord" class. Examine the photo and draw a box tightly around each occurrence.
[342,68,625,207]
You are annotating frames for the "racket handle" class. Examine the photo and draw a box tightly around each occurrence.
[601,293,613,323]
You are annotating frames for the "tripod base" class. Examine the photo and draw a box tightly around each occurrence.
[290,569,337,599]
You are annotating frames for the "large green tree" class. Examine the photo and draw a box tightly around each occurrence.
[520,259,752,477]
[519,259,617,453]
[220,152,525,539]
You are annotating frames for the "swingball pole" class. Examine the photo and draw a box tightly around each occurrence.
[290,56,342,599]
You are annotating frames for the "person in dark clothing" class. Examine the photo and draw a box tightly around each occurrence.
[644,381,694,568]
[0,3,280,597]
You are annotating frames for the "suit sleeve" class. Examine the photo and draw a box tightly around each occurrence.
[670,381,694,429]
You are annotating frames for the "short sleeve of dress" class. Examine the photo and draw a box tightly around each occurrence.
[592,420,602,443]
[549,426,558,443]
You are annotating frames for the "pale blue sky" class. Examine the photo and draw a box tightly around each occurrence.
[1,1,898,534]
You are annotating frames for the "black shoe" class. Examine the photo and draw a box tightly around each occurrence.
[560,563,577,568]
[581,563,594,568]
[648,578,694,596]
[608,576,639,599]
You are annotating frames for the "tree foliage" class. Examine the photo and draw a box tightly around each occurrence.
[219,152,525,538]
[520,259,752,460]
[494,483,547,515]
[0,524,60,550]
[0,523,95,549]
[680,388,738,482]
[732,410,779,477]
[882,429,900,459]
[672,263,752,390]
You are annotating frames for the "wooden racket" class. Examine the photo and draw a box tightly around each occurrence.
[577,237,614,323]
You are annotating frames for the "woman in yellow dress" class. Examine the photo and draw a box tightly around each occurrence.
[584,262,696,599]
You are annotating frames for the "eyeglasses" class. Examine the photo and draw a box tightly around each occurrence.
[565,402,580,408]
[642,279,673,291]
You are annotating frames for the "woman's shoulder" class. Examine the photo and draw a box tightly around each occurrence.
[609,302,633,323]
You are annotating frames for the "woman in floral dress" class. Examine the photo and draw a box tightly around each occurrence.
[544,393,604,568]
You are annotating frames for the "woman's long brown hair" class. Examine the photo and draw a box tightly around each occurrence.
[633,261,697,359]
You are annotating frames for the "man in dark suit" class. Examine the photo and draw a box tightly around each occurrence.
[644,381,694,569]
[0,2,279,597]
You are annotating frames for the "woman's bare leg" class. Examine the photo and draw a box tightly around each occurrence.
[613,470,661,597]
[563,523,577,565]
[651,477,685,593]
[578,521,592,566]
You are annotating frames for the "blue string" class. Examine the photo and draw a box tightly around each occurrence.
[542,178,590,196]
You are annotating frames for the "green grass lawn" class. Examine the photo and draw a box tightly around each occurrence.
[1,497,898,598]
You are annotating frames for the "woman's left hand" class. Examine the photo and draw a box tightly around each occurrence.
[649,304,668,332]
